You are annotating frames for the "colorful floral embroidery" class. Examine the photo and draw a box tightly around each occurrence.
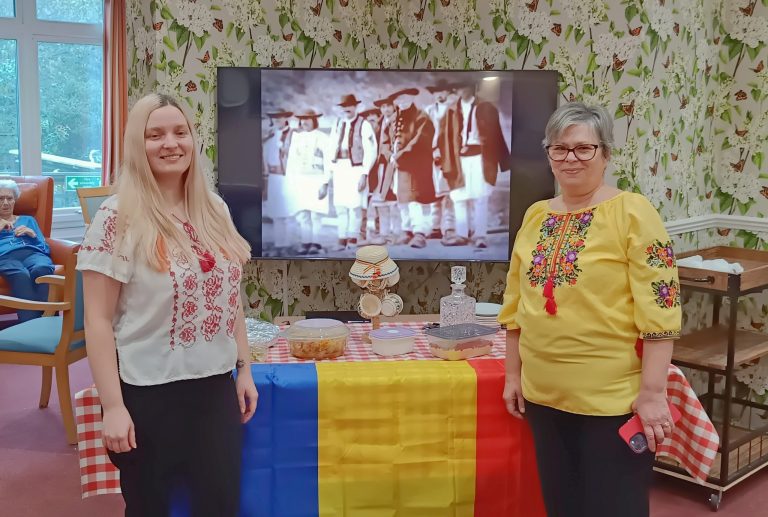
[641,329,681,339]
[646,240,676,268]
[527,209,595,288]
[651,279,680,308]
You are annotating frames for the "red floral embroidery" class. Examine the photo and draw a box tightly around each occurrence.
[81,207,127,261]
[183,274,198,293]
[179,323,196,344]
[182,299,198,320]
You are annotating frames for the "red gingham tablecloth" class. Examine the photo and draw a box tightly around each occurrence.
[75,323,719,497]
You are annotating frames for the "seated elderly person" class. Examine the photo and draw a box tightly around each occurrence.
[0,179,55,322]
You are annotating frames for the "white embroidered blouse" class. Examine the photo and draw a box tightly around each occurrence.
[76,195,242,386]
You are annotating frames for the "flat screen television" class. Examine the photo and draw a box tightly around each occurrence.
[217,68,558,262]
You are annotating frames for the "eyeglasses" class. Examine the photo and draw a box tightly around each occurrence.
[545,144,600,162]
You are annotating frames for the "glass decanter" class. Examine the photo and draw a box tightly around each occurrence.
[439,266,476,327]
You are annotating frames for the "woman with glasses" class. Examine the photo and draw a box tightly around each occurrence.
[498,102,681,517]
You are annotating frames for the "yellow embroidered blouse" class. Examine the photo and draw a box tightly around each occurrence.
[498,192,682,416]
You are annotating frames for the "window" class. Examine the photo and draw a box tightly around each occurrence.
[0,0,103,209]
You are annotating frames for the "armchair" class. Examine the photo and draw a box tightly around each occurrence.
[0,176,79,317]
[0,246,85,444]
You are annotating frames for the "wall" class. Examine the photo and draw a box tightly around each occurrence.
[125,0,768,408]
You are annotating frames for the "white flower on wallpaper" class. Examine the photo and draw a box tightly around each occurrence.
[671,154,697,193]
[581,79,612,106]
[594,33,641,67]
[679,0,707,32]
[382,1,401,22]
[335,45,364,68]
[367,44,400,69]
[133,25,155,55]
[612,135,639,186]
[562,0,607,30]
[620,77,654,119]
[515,9,552,44]
[717,148,762,204]
[434,46,467,69]
[441,0,479,39]
[550,45,580,86]
[644,0,675,41]
[222,0,266,30]
[725,0,768,48]
[736,361,768,396]
[296,1,335,47]
[686,195,708,218]
[681,94,704,130]
[709,75,734,119]
[647,117,673,152]
[695,39,718,73]
[467,40,505,69]
[170,0,214,37]
[665,52,694,94]
[729,111,768,150]
[194,105,216,154]
[339,0,376,40]
[638,166,668,208]
[252,35,293,67]
[402,13,433,50]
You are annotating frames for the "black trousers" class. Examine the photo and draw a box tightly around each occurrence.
[525,401,654,517]
[107,373,243,517]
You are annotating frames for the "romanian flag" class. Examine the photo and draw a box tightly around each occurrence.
[231,359,545,517]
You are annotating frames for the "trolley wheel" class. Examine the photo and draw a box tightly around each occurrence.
[709,492,722,512]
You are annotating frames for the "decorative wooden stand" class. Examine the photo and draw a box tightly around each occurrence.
[359,278,390,343]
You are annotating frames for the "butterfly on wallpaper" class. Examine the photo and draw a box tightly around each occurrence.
[146,48,153,62]
[340,0,349,6]
[568,92,576,102]
[649,162,658,176]
[705,64,712,75]
[652,129,660,137]
[706,104,714,116]
[334,30,343,42]
[496,34,506,43]
[612,54,627,71]
[679,96,688,109]
[435,31,444,43]
[621,99,635,116]
[551,23,562,36]
[716,228,731,237]
[735,128,748,137]
[730,159,746,172]
[713,36,720,44]
[761,187,768,200]
[751,320,765,331]
[322,59,332,68]
[751,61,764,73]
[653,86,660,98]
[662,56,670,68]
[440,0,451,6]
[271,55,283,67]
[665,188,672,200]
[153,21,163,31]
[185,80,197,92]
[536,57,547,69]
[735,90,747,101]
[705,191,712,199]
[697,144,705,155]
[197,51,210,64]
[283,32,293,41]
[483,58,494,70]
[426,61,433,69]
[310,1,322,16]
[526,0,539,12]
[390,40,399,48]
[673,23,679,35]
[373,0,383,6]
[629,25,642,36]
[671,153,678,161]
[213,18,223,32]
[415,7,425,20]
[740,3,754,15]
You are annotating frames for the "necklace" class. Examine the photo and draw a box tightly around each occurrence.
[171,214,217,273]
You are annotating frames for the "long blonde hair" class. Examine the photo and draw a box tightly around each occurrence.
[113,93,250,270]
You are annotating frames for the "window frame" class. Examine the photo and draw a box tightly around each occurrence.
[0,0,103,215]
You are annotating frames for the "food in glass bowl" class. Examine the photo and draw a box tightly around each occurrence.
[284,318,349,360]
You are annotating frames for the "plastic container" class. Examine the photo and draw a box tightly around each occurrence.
[369,327,417,356]
[284,318,349,360]
[245,318,280,362]
[424,323,497,360]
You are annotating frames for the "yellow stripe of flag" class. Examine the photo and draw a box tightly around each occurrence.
[317,361,477,517]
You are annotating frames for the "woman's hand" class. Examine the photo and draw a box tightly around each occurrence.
[102,405,136,453]
[503,374,525,419]
[14,225,35,238]
[632,390,673,452]
[236,371,259,424]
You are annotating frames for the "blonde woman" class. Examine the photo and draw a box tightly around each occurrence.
[78,94,257,517]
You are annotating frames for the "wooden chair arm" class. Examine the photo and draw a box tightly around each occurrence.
[47,238,80,265]
[0,294,70,312]
[36,274,65,286]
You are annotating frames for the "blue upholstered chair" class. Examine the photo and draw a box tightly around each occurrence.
[0,247,85,444]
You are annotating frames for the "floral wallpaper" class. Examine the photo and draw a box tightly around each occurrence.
[125,0,767,321]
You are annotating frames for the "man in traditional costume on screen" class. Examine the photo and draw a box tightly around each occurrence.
[437,81,511,249]
[262,107,294,256]
[362,97,400,245]
[284,109,330,256]
[425,78,457,244]
[326,94,377,252]
[390,88,436,250]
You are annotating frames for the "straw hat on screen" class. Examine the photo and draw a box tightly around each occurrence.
[349,245,399,284]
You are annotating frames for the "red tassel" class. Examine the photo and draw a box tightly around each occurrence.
[543,276,557,315]
[634,337,644,358]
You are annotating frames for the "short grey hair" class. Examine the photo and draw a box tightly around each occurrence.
[542,102,614,158]
[0,180,20,199]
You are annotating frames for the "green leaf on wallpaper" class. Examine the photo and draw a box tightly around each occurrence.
[627,68,642,77]
[235,27,245,42]
[641,41,650,55]
[720,110,731,124]
[753,153,764,169]
[492,15,503,31]
[305,37,315,56]
[408,42,417,61]
[625,5,639,22]
[194,34,206,51]
[504,21,515,33]
[574,28,585,44]
[343,32,351,46]
[352,37,360,51]
[532,41,544,56]
[716,191,733,212]
[752,88,762,102]
[617,177,631,190]
[279,13,290,28]
[200,79,210,93]
[429,0,436,16]
[737,201,753,216]
[453,34,461,49]
[516,35,528,55]
[206,145,216,163]
[212,46,218,60]
[149,0,158,16]
[291,20,301,32]
[249,51,258,67]
[763,0,768,6]
[387,23,396,38]
[160,5,173,20]
[225,22,234,38]
[506,47,516,59]
[319,43,329,58]
[293,45,304,60]
[163,35,176,52]
[586,54,598,74]
[420,47,429,61]
[728,41,743,60]
[612,70,623,82]
[614,105,627,119]
[661,153,669,170]
[649,31,659,51]
[245,283,256,298]
[326,0,334,13]
[184,97,194,110]
[564,25,573,41]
